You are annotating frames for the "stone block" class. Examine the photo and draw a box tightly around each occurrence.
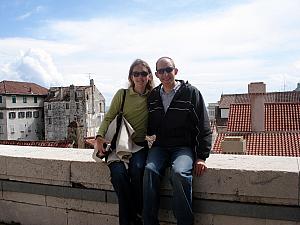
[46,196,118,215]
[0,199,67,225]
[213,214,266,225]
[194,213,214,225]
[0,156,6,175]
[194,155,299,205]
[3,191,46,206]
[6,157,71,186]
[70,161,113,190]
[266,219,297,225]
[67,210,119,225]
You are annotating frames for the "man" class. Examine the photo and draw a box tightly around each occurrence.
[143,57,212,225]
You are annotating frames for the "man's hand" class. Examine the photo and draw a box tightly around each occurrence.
[194,159,207,176]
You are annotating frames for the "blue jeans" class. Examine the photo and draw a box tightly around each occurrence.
[108,148,148,225]
[143,146,194,225]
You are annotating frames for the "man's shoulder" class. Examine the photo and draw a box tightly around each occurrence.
[180,80,200,93]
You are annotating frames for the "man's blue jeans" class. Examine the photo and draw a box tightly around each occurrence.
[108,148,148,225]
[143,146,194,225]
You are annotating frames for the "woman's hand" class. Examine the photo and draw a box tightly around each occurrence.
[95,136,109,157]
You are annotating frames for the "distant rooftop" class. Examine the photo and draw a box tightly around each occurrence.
[0,80,48,95]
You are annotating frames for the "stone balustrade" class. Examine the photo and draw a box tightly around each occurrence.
[0,145,299,225]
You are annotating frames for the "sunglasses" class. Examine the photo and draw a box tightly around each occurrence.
[156,67,174,75]
[132,71,149,77]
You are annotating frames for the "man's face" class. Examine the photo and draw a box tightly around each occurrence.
[155,58,178,86]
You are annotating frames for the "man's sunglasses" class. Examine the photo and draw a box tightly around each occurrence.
[156,67,174,75]
[132,71,149,77]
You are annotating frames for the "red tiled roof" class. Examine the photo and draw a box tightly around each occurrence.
[227,103,300,132]
[212,132,300,157]
[219,91,300,108]
[0,140,72,148]
[266,103,300,131]
[0,80,48,95]
[227,104,251,132]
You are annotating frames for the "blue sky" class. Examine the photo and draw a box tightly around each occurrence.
[0,0,300,105]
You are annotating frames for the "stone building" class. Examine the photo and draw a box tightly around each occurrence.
[0,80,47,140]
[44,79,105,143]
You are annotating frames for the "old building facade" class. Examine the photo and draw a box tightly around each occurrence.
[0,80,47,141]
[44,79,105,142]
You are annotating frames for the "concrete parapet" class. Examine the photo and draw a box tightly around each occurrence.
[0,145,300,225]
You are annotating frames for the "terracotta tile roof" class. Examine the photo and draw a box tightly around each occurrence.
[266,103,300,131]
[227,103,300,132]
[227,104,251,132]
[212,132,300,157]
[219,91,300,108]
[0,140,72,148]
[0,80,48,95]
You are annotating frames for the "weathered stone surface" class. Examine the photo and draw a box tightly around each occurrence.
[212,214,266,225]
[3,191,46,206]
[46,196,118,215]
[0,156,6,175]
[266,219,298,225]
[0,199,67,225]
[67,210,119,225]
[6,157,71,186]
[194,154,299,205]
[70,161,113,189]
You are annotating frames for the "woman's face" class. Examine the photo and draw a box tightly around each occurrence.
[131,64,152,91]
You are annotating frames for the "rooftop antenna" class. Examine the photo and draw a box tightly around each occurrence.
[283,75,286,91]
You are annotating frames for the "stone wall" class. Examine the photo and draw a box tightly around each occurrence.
[0,145,299,225]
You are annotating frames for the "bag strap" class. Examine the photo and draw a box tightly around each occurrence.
[119,89,126,113]
[105,89,126,161]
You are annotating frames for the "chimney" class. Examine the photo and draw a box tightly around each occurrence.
[70,84,76,101]
[221,136,246,154]
[59,87,63,100]
[294,83,300,91]
[248,82,266,132]
[90,79,94,87]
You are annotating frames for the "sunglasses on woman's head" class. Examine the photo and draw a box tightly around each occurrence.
[156,67,174,75]
[132,71,149,77]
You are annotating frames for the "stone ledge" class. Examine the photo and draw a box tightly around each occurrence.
[0,144,299,207]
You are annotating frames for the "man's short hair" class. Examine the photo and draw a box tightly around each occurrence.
[156,57,176,70]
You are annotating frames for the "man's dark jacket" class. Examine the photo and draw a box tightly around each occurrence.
[147,80,212,161]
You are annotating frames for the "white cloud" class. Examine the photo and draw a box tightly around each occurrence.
[0,48,63,87]
[1,0,300,104]
[16,5,44,21]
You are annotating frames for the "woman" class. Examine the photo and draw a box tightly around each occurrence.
[95,59,154,225]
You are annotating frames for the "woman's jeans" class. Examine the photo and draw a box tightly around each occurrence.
[108,148,148,225]
[143,146,194,225]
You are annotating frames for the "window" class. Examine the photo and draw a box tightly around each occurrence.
[76,103,80,109]
[34,96,38,103]
[221,108,229,119]
[12,96,16,103]
[18,112,25,118]
[0,96,2,103]
[48,104,52,110]
[9,112,16,119]
[33,111,39,118]
[66,103,69,109]
[0,112,3,119]
[23,96,27,103]
[26,111,32,118]
[48,118,52,124]
[0,125,3,134]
